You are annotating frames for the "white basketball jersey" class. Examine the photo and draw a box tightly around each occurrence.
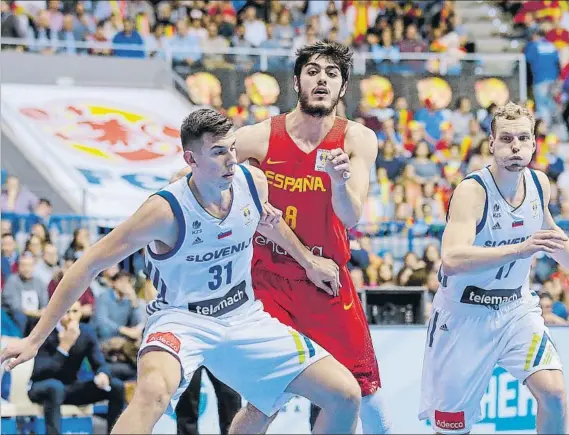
[437,167,544,309]
[145,165,262,319]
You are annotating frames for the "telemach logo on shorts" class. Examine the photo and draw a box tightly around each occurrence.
[460,285,522,310]
[434,410,465,431]
[188,280,248,317]
[146,332,181,353]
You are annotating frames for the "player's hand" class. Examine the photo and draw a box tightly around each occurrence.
[259,201,282,229]
[0,337,40,372]
[518,230,568,258]
[304,254,341,297]
[94,372,111,391]
[325,148,351,185]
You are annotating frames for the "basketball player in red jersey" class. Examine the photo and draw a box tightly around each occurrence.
[229,41,391,434]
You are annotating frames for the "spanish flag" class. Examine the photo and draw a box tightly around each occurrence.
[546,27,569,49]
[109,0,127,19]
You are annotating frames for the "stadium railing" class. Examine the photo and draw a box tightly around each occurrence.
[0,37,527,100]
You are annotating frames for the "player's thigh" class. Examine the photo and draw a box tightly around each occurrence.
[134,349,183,409]
[498,303,563,384]
[420,308,499,433]
[138,311,212,406]
[284,354,361,410]
[208,308,329,417]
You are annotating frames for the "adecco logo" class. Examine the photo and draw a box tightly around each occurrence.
[434,410,465,431]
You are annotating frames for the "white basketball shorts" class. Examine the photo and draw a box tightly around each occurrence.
[419,294,563,434]
[138,301,329,416]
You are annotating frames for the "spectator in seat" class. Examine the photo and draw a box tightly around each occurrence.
[202,22,231,69]
[34,242,59,291]
[259,23,285,71]
[30,222,51,248]
[1,175,38,214]
[524,29,560,126]
[72,2,95,43]
[450,97,475,143]
[28,9,55,54]
[2,253,47,335]
[273,9,294,49]
[102,12,123,40]
[28,301,125,435]
[25,198,55,233]
[242,5,267,47]
[63,228,90,261]
[57,13,82,55]
[168,19,202,68]
[409,141,440,183]
[112,18,145,58]
[94,271,144,342]
[24,234,44,260]
[1,233,18,277]
[539,292,568,326]
[48,259,94,321]
[88,21,112,56]
[230,23,254,71]
[1,219,12,235]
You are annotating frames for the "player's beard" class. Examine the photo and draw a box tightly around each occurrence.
[298,83,340,118]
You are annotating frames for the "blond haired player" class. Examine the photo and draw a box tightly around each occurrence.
[420,102,567,434]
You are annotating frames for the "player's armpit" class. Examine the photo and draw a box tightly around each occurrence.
[26,196,176,346]
[234,120,271,164]
[441,179,521,276]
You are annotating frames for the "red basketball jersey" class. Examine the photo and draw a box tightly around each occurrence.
[253,114,351,280]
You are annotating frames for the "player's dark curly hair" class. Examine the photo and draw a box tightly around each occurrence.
[180,109,233,151]
[294,41,353,86]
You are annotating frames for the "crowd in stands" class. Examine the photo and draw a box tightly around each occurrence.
[1,0,471,70]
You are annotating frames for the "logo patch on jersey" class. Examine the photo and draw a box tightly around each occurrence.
[493,203,501,218]
[492,222,501,230]
[266,157,287,165]
[314,149,329,172]
[146,332,181,353]
[460,285,522,310]
[242,205,253,225]
[434,410,465,431]
[512,220,524,228]
[439,323,449,331]
[531,200,540,219]
[187,280,248,317]
[192,237,203,245]
[192,220,202,235]
[218,230,232,239]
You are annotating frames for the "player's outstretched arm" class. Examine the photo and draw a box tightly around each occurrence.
[0,196,176,370]
[327,123,378,228]
[441,179,567,276]
[536,170,569,267]
[247,165,341,296]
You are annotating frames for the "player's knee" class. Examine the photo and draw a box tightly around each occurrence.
[326,373,361,413]
[535,382,567,414]
[132,372,175,415]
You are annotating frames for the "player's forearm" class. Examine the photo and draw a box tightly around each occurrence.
[549,224,569,268]
[27,259,100,347]
[256,220,314,269]
[442,244,522,276]
[331,182,361,229]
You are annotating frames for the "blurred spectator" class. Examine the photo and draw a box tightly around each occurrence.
[73,2,96,42]
[273,9,294,49]
[242,5,267,47]
[48,258,94,320]
[1,175,38,214]
[1,232,19,274]
[103,13,124,40]
[169,18,202,68]
[24,234,43,260]
[145,23,166,57]
[63,228,90,261]
[409,141,440,182]
[230,23,254,71]
[524,29,561,126]
[1,0,25,42]
[202,21,231,69]
[112,18,144,58]
[88,21,112,56]
[90,264,121,297]
[57,13,82,54]
[450,97,475,143]
[28,9,55,54]
[34,242,59,291]
[28,301,125,434]
[94,271,144,342]
[259,23,285,70]
[2,253,48,335]
[127,0,156,30]
[375,139,406,180]
[539,292,568,325]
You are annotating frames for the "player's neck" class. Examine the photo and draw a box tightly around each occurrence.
[288,107,336,145]
[188,175,231,209]
[488,164,525,200]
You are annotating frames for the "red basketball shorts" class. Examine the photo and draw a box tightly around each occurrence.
[252,265,381,396]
